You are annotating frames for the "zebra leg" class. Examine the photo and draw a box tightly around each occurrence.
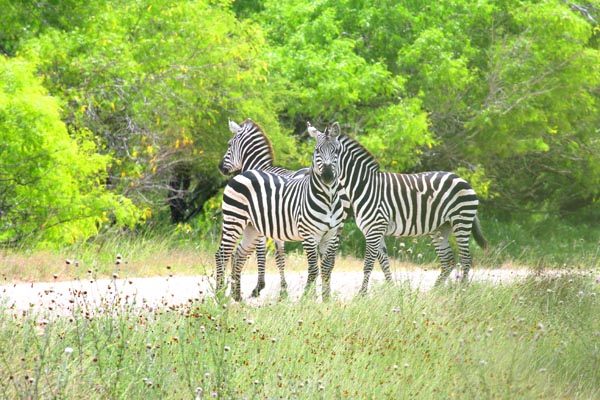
[377,241,394,283]
[230,226,261,302]
[431,223,456,286]
[215,226,243,297]
[319,231,340,301]
[215,244,231,296]
[301,237,319,298]
[453,220,474,284]
[251,237,267,297]
[360,230,386,295]
[274,240,288,298]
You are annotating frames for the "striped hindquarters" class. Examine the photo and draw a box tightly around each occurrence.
[383,171,479,236]
[222,170,303,242]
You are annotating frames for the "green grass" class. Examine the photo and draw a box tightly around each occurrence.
[0,216,598,398]
[1,275,599,399]
[2,214,598,283]
[335,214,600,272]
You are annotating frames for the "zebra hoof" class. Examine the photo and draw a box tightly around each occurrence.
[302,285,317,299]
[250,283,265,297]
[232,287,243,302]
[279,288,288,300]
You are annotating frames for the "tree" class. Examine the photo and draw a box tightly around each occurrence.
[267,0,600,216]
[0,0,105,56]
[19,0,300,223]
[257,0,433,169]
[464,1,600,214]
[4,0,599,233]
[0,57,139,246]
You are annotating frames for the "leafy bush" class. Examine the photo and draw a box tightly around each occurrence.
[0,57,139,247]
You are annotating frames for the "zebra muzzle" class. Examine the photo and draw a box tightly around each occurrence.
[218,160,230,175]
[321,164,335,185]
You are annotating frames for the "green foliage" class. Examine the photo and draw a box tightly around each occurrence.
[358,98,432,170]
[18,0,295,219]
[462,2,600,212]
[1,0,599,245]
[257,0,600,217]
[0,0,104,56]
[0,57,139,247]
[257,0,434,168]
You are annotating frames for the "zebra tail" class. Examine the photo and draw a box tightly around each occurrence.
[472,216,488,249]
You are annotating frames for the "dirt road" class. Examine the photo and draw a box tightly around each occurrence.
[0,268,532,314]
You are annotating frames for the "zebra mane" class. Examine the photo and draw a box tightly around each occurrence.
[242,118,275,164]
[339,134,380,172]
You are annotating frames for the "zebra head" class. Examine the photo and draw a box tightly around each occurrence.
[218,119,245,175]
[307,122,341,186]
[219,119,274,175]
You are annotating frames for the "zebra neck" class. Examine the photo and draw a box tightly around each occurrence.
[338,165,377,203]
[308,172,339,201]
[240,140,274,171]
[337,139,380,201]
[242,158,272,171]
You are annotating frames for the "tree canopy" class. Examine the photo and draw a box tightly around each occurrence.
[0,57,138,246]
[0,0,598,247]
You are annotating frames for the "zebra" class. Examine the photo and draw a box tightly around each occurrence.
[219,118,307,297]
[215,123,344,301]
[315,122,487,293]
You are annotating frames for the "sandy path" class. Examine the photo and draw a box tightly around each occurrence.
[0,268,532,314]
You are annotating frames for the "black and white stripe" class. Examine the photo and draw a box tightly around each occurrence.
[215,124,344,301]
[219,119,306,297]
[327,122,487,292]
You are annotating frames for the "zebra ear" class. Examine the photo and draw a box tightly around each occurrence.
[307,122,319,138]
[328,122,341,138]
[229,119,241,134]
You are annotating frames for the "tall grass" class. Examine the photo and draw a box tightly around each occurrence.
[0,226,210,281]
[335,214,599,271]
[1,274,598,399]
[1,214,598,282]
